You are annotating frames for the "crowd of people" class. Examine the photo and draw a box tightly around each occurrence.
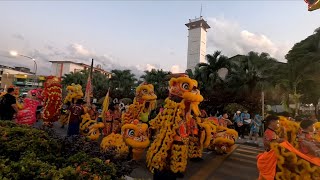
[206,110,263,144]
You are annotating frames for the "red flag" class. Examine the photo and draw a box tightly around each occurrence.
[84,59,94,105]
[84,73,92,105]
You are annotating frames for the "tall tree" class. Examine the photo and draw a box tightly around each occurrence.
[109,69,137,99]
[226,51,279,112]
[280,27,320,115]
[61,70,110,99]
[140,69,171,99]
[197,51,231,91]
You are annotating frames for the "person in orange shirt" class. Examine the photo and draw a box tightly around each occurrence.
[263,115,284,151]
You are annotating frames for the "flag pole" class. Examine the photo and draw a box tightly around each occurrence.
[90,59,94,82]
[85,59,94,106]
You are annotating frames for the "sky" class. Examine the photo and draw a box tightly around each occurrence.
[0,1,319,77]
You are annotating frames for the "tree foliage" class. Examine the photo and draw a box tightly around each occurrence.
[140,69,171,99]
[61,69,137,100]
[109,69,137,99]
[62,70,109,99]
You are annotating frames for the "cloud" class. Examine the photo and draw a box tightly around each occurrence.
[170,65,181,73]
[135,64,160,72]
[12,33,24,41]
[206,17,291,62]
[66,43,93,56]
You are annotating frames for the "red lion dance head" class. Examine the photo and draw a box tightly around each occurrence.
[42,76,63,127]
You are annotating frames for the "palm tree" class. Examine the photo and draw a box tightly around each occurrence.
[140,69,171,99]
[109,69,137,99]
[197,51,231,89]
[226,51,279,112]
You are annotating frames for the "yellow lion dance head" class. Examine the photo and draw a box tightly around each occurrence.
[80,113,104,141]
[121,119,150,160]
[168,75,203,116]
[64,83,84,104]
[100,133,129,159]
[134,82,157,111]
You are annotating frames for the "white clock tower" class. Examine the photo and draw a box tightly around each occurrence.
[185,16,210,70]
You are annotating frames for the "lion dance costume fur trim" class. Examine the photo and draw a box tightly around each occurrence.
[16,89,41,125]
[147,75,214,174]
[205,117,238,154]
[80,113,104,141]
[41,76,63,127]
[100,82,156,160]
[257,116,320,180]
[122,82,157,125]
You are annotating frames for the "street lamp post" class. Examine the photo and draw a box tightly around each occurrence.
[10,51,38,88]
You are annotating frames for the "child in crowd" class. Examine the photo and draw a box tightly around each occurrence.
[263,115,284,151]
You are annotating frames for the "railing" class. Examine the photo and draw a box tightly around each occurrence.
[189,17,203,23]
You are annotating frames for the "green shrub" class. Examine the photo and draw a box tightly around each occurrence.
[0,121,133,180]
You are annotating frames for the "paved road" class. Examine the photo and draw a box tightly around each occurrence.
[206,144,263,180]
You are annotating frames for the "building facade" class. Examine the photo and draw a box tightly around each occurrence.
[50,61,111,78]
[0,65,46,93]
[185,16,210,71]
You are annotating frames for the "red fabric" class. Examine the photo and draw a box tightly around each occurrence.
[16,98,40,125]
[280,141,320,166]
[257,150,277,180]
[263,129,277,150]
[208,117,219,126]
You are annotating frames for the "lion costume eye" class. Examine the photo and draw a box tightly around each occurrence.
[127,129,135,137]
[83,128,89,134]
[143,89,148,94]
[182,83,190,90]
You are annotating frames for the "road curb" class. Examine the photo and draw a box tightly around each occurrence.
[188,144,239,180]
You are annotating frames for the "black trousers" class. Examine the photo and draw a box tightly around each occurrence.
[235,123,245,138]
[0,112,14,121]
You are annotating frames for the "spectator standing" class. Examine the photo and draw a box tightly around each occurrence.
[249,113,262,143]
[0,88,18,120]
[67,99,85,136]
[241,110,251,136]
[234,111,244,139]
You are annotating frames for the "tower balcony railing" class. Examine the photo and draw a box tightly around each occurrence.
[189,16,203,23]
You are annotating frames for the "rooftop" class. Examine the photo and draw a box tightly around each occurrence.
[185,16,211,30]
[49,60,110,74]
